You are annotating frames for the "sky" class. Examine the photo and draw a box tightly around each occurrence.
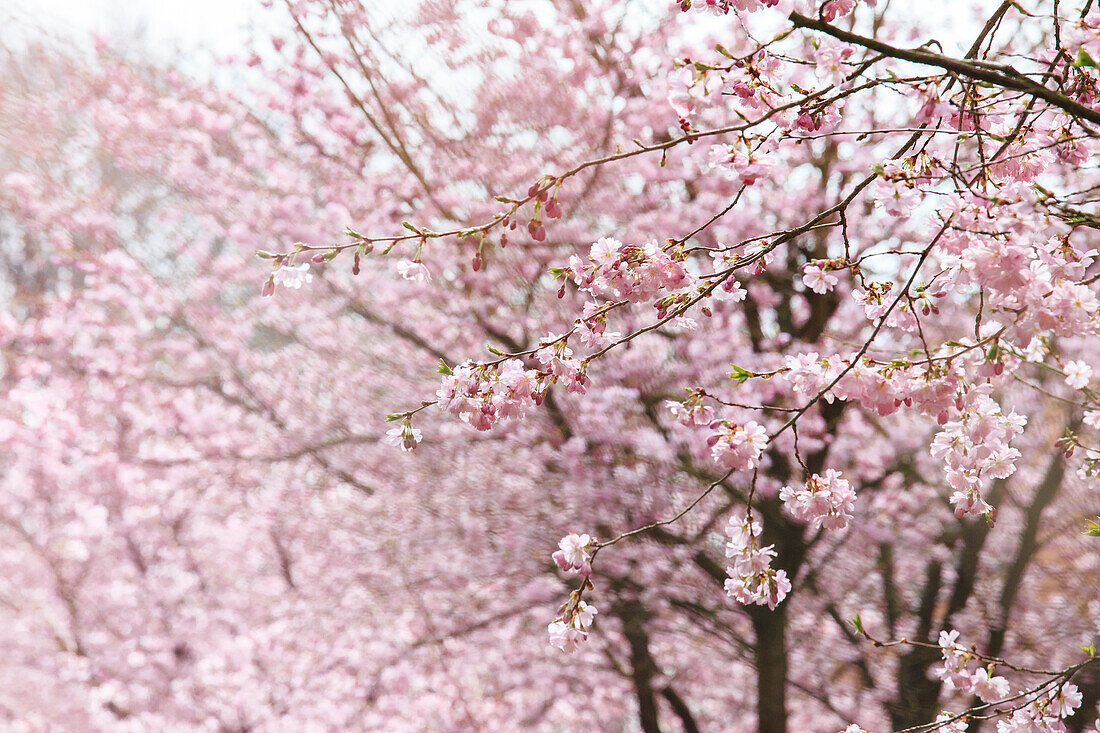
[6,0,261,55]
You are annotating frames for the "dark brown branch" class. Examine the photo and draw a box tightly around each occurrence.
[789,12,1100,129]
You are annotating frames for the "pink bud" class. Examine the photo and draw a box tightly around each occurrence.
[311,253,326,263]
[552,550,570,570]
[578,563,592,578]
[262,278,275,297]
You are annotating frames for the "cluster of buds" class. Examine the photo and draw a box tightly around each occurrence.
[499,175,563,243]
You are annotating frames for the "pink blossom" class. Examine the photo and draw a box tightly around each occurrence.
[802,263,839,294]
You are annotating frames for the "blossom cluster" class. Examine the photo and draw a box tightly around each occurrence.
[782,353,954,419]
[567,237,696,307]
[547,598,598,654]
[939,204,1099,345]
[724,513,791,610]
[552,533,594,577]
[707,137,776,187]
[665,392,716,427]
[936,630,1011,703]
[436,358,545,431]
[930,387,1026,521]
[993,684,1083,732]
[779,469,856,530]
[782,355,1025,520]
[548,534,598,653]
[708,420,768,471]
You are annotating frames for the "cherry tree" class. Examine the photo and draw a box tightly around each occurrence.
[2,0,1100,731]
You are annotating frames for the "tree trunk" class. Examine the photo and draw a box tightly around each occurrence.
[751,603,789,733]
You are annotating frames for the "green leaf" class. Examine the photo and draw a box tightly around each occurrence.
[487,345,504,356]
[849,614,864,635]
[436,359,452,376]
[254,250,277,259]
[384,413,403,422]
[1081,642,1097,657]
[402,221,420,234]
[1077,49,1097,68]
[715,43,732,58]
[323,249,339,262]
[1085,517,1100,537]
[728,365,753,384]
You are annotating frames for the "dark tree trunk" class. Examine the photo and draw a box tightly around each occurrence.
[750,603,789,733]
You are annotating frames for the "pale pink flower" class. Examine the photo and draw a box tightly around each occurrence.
[547,619,587,653]
[574,601,598,629]
[1047,683,1082,718]
[1064,360,1092,389]
[384,423,422,452]
[396,259,432,282]
[272,262,312,289]
[556,533,592,569]
[802,263,839,295]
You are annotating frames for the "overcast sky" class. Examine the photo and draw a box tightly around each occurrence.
[7,0,260,54]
